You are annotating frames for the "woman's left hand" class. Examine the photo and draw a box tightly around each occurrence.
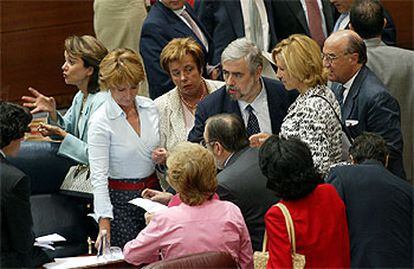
[38,123,67,138]
[152,147,168,164]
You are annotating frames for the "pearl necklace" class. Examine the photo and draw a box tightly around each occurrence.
[179,79,207,111]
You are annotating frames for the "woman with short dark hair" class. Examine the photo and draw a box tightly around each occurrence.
[259,135,350,268]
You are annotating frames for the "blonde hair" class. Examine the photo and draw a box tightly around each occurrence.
[160,37,205,74]
[166,142,217,206]
[64,35,108,93]
[272,34,328,88]
[99,48,145,91]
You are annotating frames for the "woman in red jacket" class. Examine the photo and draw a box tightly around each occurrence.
[259,135,350,268]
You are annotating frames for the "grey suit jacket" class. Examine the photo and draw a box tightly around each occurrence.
[331,66,405,179]
[365,38,414,182]
[217,147,279,251]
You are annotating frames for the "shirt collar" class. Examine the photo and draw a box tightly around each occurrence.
[160,0,186,16]
[0,149,6,159]
[343,69,361,90]
[238,78,267,111]
[107,95,153,120]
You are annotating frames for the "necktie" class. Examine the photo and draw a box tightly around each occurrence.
[305,0,325,47]
[249,0,264,51]
[180,9,208,50]
[246,105,261,136]
[338,85,346,106]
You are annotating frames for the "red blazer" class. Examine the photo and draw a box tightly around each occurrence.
[265,184,350,268]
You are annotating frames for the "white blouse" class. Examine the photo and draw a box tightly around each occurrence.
[280,85,342,175]
[88,95,160,219]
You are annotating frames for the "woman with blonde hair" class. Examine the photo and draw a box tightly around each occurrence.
[123,142,253,268]
[88,48,160,248]
[22,35,108,164]
[251,34,342,176]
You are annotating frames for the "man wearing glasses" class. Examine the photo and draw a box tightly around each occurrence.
[322,30,405,179]
[202,113,278,251]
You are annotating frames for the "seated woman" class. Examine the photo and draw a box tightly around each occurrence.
[251,34,342,176]
[0,102,51,268]
[151,37,224,170]
[259,135,350,267]
[22,35,108,164]
[88,48,160,248]
[123,142,253,268]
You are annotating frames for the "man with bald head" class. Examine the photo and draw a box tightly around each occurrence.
[323,30,405,179]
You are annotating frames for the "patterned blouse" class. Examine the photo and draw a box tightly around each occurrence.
[280,85,342,175]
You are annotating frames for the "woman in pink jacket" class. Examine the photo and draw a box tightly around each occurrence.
[123,142,253,268]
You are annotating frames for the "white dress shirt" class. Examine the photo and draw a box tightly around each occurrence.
[88,95,160,219]
[240,0,270,51]
[342,69,361,103]
[238,79,272,134]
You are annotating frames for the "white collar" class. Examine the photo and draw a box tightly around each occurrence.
[343,68,361,90]
[107,95,152,120]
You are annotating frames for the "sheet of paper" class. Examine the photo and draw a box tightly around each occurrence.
[36,233,66,243]
[43,254,124,269]
[34,242,55,251]
[128,197,168,213]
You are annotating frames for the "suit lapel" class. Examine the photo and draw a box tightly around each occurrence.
[322,0,335,33]
[285,1,309,35]
[168,89,187,141]
[222,91,242,118]
[342,67,368,120]
[224,1,244,38]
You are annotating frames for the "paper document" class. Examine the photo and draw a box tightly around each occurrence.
[34,242,55,251]
[128,198,168,213]
[36,233,66,243]
[43,254,124,269]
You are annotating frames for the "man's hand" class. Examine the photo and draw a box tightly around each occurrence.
[141,188,173,205]
[249,133,272,148]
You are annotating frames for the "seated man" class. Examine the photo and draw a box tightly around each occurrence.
[188,37,296,143]
[0,101,50,268]
[326,132,413,267]
[203,114,279,251]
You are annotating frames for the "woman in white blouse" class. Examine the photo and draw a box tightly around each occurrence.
[88,48,160,248]
[251,34,342,176]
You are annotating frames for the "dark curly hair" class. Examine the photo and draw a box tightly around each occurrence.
[0,101,32,149]
[349,132,388,165]
[259,135,321,200]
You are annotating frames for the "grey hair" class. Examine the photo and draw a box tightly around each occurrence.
[221,38,263,74]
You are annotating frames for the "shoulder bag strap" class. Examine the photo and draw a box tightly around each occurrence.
[309,94,353,144]
[276,203,298,254]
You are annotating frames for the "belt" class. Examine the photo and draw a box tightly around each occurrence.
[108,173,159,191]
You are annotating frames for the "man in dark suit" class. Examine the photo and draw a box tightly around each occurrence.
[188,38,296,143]
[271,0,336,45]
[326,132,413,267]
[203,113,279,251]
[330,0,396,45]
[323,30,405,179]
[194,0,278,66]
[0,102,50,268]
[140,0,212,99]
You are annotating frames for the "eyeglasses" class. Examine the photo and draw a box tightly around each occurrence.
[200,139,217,148]
[321,52,349,63]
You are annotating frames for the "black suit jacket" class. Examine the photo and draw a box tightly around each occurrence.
[217,147,279,251]
[140,1,212,99]
[188,77,296,142]
[331,66,405,179]
[326,160,413,267]
[270,0,336,41]
[0,155,49,268]
[195,0,278,65]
